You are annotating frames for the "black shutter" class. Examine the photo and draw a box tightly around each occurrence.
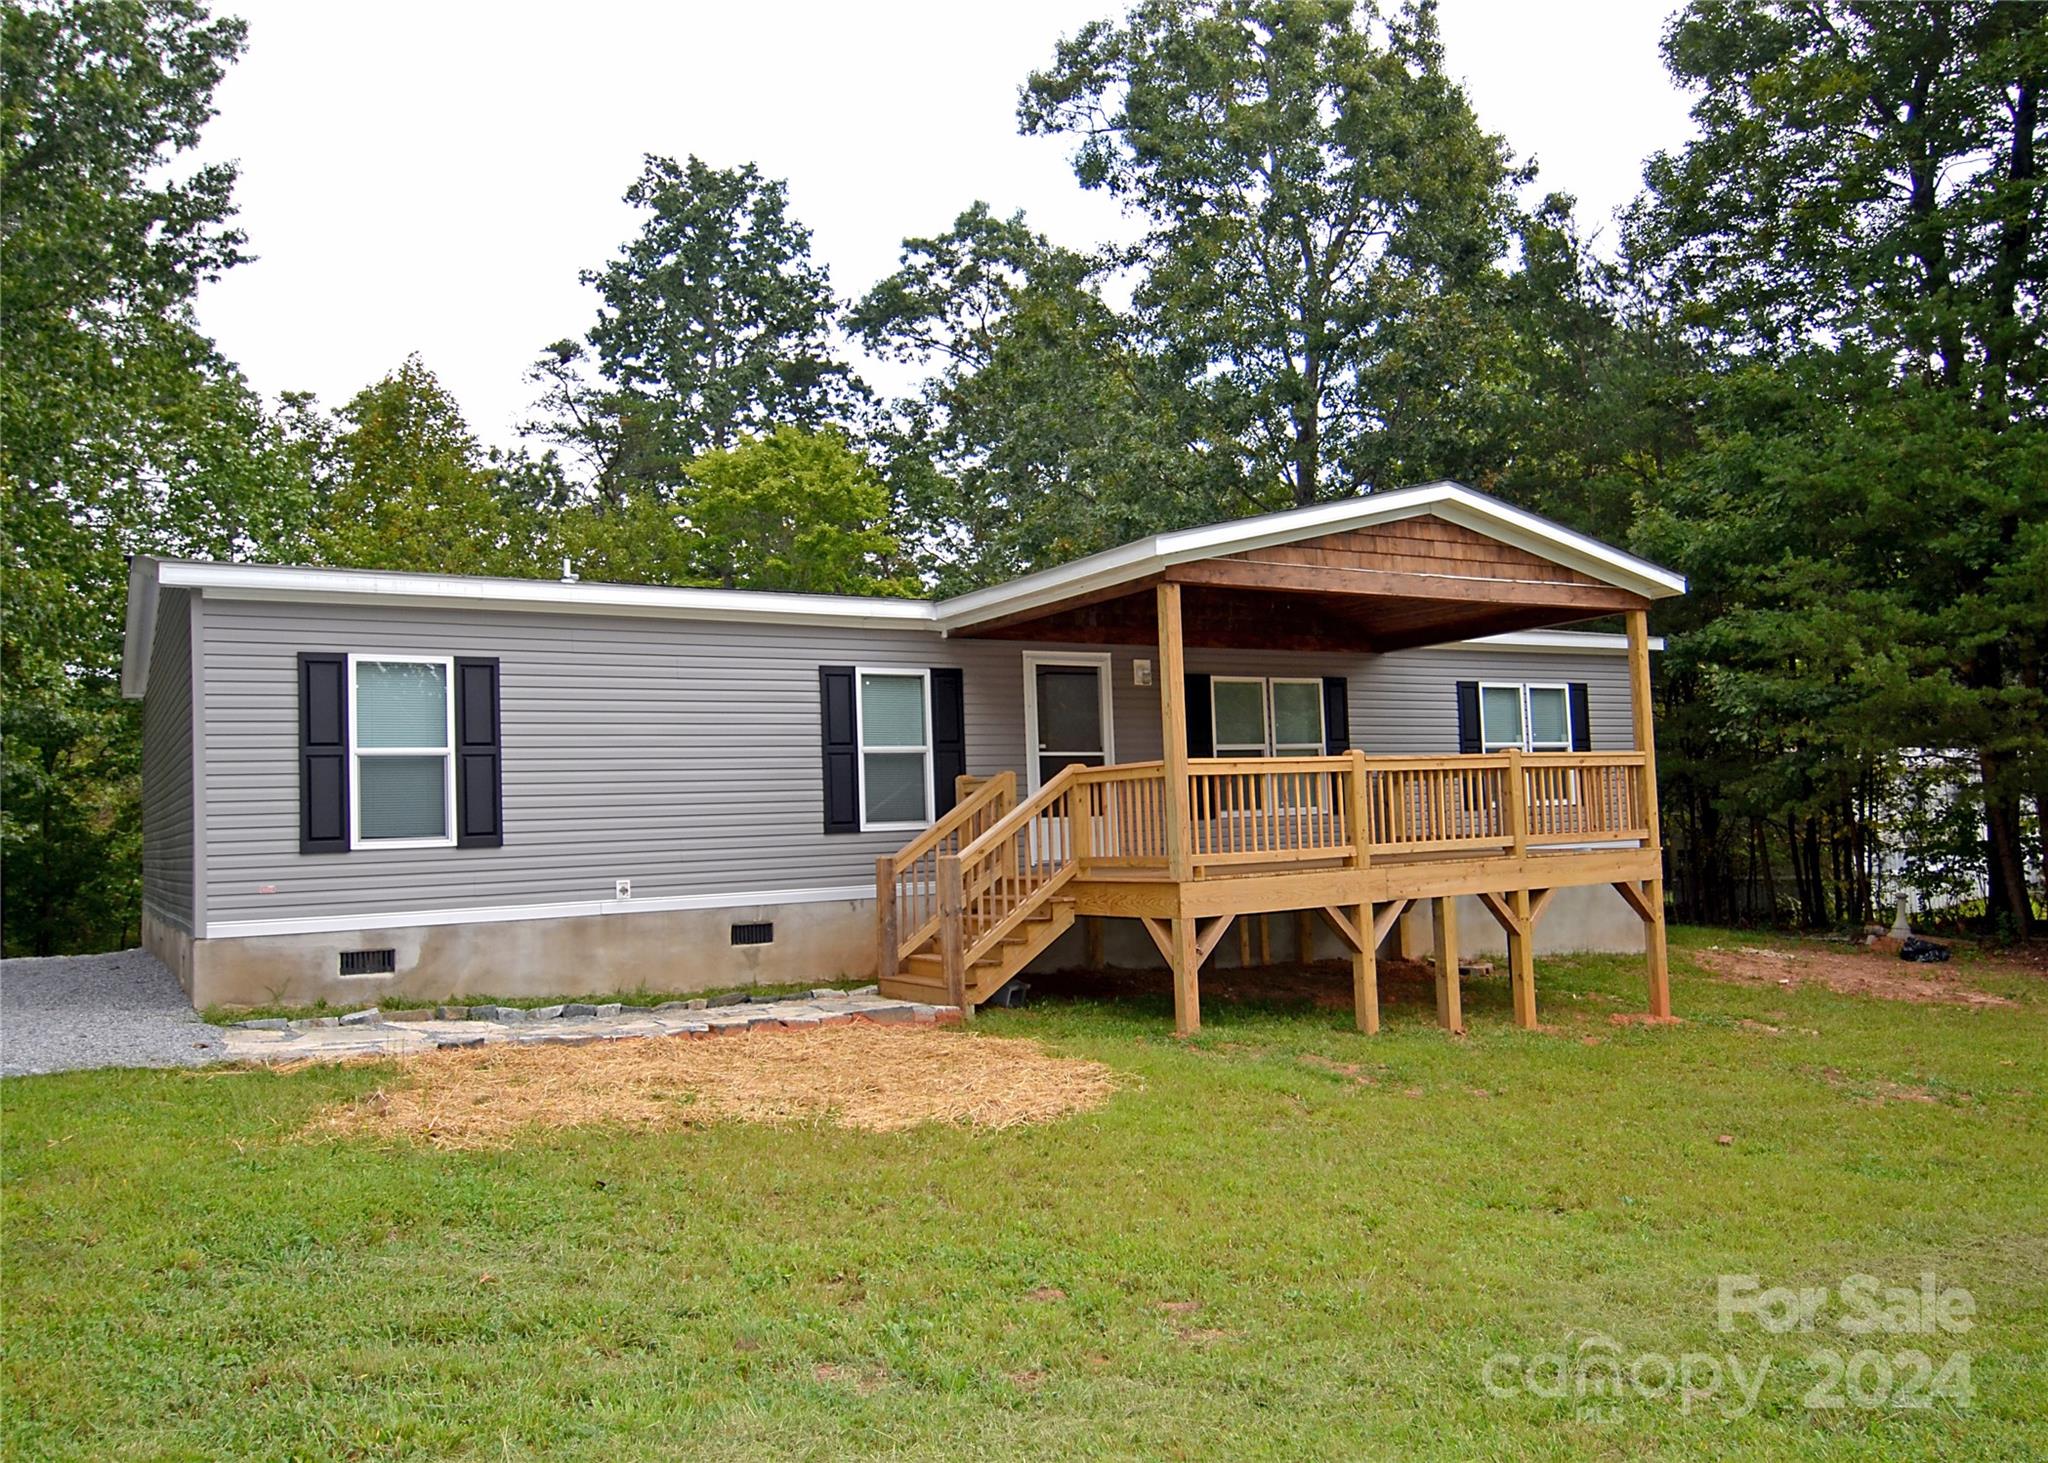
[931,667,966,816]
[1185,673,1214,757]
[1569,682,1593,751]
[819,666,860,834]
[455,657,503,847]
[1322,676,1350,753]
[299,652,349,854]
[1455,680,1482,755]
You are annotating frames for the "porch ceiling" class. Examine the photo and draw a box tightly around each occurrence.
[951,576,1639,652]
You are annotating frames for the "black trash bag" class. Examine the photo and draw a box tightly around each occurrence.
[1899,935,1951,963]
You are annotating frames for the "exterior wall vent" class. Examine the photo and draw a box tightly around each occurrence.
[730,922,774,947]
[339,948,397,977]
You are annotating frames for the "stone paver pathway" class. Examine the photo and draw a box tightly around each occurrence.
[222,987,962,1064]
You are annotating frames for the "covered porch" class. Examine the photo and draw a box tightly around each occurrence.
[877,488,1682,1035]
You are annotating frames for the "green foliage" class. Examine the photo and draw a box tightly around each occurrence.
[1020,0,1529,506]
[677,427,913,595]
[1,0,302,954]
[529,155,865,500]
[852,203,1230,591]
[304,355,550,578]
[1628,0,2047,931]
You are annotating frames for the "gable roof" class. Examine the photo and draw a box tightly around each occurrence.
[933,481,1685,633]
[121,480,1682,695]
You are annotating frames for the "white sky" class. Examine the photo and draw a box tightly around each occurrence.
[190,0,1697,453]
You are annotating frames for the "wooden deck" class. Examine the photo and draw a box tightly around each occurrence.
[881,573,1674,1036]
[876,746,1667,1032]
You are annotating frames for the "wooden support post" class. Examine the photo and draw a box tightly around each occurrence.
[1626,608,1671,1018]
[1432,895,1463,1033]
[1345,749,1377,1033]
[1170,914,1200,1036]
[1235,916,1251,969]
[1508,887,1537,1029]
[937,852,970,1022]
[1294,908,1314,964]
[1644,877,1671,1019]
[1084,915,1105,970]
[1352,905,1379,1034]
[1257,913,1272,965]
[1157,583,1192,885]
[875,856,898,983]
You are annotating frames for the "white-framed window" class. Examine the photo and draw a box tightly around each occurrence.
[855,667,934,832]
[1211,676,1270,756]
[1479,682,1573,754]
[1269,678,1327,757]
[349,654,456,849]
[1210,676,1327,757]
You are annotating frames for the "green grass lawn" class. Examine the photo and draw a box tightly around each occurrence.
[5,927,2044,1460]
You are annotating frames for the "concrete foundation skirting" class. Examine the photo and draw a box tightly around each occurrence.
[142,906,197,995]
[184,897,878,1010]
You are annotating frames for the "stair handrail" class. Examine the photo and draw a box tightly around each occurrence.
[940,763,1091,996]
[876,771,1015,979]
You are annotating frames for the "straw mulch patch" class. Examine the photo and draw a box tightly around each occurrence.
[301,1023,1119,1150]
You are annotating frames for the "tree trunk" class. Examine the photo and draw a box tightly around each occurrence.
[1981,754,2036,937]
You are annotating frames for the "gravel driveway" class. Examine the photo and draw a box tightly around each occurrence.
[1,949,227,1077]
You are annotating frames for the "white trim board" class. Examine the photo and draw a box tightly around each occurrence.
[203,882,879,941]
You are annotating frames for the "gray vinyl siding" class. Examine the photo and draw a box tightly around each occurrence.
[1349,647,1635,754]
[140,589,195,929]
[196,597,1637,928]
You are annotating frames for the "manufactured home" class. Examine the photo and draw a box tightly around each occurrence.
[123,481,1684,1032]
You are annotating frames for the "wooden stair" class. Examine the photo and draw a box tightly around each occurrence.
[879,896,1076,1008]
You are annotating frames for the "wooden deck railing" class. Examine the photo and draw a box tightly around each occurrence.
[1187,756,1356,865]
[1078,760,1168,868]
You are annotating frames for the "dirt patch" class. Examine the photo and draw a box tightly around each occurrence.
[813,1363,888,1395]
[302,1024,1119,1150]
[1694,944,2015,1008]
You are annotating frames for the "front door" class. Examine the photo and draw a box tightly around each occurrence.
[1027,654,1113,790]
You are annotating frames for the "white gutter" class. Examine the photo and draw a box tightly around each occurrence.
[1446,629,1665,653]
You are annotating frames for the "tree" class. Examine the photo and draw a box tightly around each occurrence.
[1,0,305,954]
[1020,0,1528,506]
[1631,0,2047,932]
[528,155,865,500]
[675,427,912,595]
[851,202,1230,590]
[306,356,547,578]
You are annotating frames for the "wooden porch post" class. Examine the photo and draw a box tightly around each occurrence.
[875,856,898,983]
[1156,582,1198,1034]
[1626,608,1671,1019]
[1432,895,1463,1034]
[1346,749,1377,1033]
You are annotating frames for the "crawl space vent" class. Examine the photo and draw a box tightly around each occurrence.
[338,948,397,977]
[730,922,774,947]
